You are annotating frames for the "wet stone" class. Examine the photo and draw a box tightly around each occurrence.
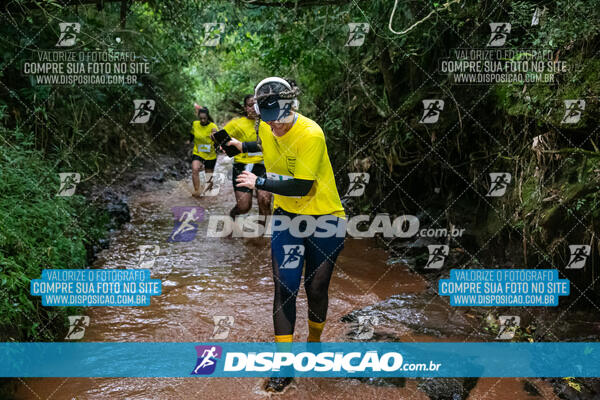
[416,377,478,400]
[341,293,489,339]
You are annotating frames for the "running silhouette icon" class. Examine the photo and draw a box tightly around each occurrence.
[280,245,305,269]
[345,23,370,47]
[191,345,222,375]
[65,316,89,340]
[487,23,511,47]
[57,172,81,197]
[168,207,204,242]
[211,316,234,340]
[56,23,80,47]
[420,100,444,124]
[566,245,590,269]
[486,172,512,197]
[130,99,155,124]
[561,100,585,124]
[344,173,370,197]
[425,245,449,269]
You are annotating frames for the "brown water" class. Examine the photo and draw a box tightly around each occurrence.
[14,161,558,400]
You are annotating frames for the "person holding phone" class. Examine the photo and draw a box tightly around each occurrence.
[190,105,218,197]
[226,77,346,392]
[222,95,272,220]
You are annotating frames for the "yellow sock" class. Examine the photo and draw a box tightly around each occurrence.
[275,334,293,343]
[275,334,293,353]
[307,320,325,342]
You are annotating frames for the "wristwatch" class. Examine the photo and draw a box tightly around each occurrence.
[255,176,266,189]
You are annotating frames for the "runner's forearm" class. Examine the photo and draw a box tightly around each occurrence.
[256,178,313,196]
[242,141,262,153]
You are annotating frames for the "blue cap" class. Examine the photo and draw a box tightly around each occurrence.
[257,98,294,122]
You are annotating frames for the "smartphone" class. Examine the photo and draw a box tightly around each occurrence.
[212,129,240,157]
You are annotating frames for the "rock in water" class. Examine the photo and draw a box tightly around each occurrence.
[416,378,478,400]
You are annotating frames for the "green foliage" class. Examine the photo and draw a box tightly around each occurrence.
[0,127,107,341]
[0,1,199,175]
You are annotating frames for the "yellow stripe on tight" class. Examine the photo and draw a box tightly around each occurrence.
[275,334,293,343]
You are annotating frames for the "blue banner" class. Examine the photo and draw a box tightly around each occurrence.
[30,269,161,306]
[1,342,599,377]
[439,269,569,306]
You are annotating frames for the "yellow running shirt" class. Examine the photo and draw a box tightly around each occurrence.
[223,117,268,164]
[191,120,218,160]
[259,113,345,218]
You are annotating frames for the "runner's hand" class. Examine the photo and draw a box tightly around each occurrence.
[236,170,257,189]
[226,138,243,152]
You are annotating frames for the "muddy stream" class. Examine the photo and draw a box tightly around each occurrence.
[15,160,558,399]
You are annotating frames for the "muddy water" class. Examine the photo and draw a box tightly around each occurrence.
[15,160,558,400]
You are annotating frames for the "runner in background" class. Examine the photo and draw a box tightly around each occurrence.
[190,104,218,197]
[223,95,272,220]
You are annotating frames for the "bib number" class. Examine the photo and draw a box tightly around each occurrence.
[267,172,293,181]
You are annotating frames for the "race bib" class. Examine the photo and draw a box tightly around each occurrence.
[267,172,293,181]
[197,144,211,153]
[247,151,263,157]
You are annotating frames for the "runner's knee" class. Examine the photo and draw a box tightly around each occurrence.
[237,199,252,214]
[237,204,251,214]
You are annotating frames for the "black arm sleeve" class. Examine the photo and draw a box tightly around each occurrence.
[242,141,262,153]
[257,178,314,197]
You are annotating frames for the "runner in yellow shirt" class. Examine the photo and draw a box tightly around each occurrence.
[190,105,218,197]
[227,77,346,393]
[222,95,272,219]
